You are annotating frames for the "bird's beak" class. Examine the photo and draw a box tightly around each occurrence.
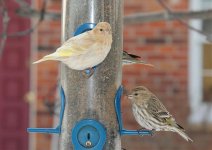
[122,87,133,99]
[127,94,133,100]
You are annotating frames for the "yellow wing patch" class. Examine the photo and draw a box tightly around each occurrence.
[54,32,96,58]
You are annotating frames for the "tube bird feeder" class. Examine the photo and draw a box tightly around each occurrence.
[27,0,153,149]
[60,0,123,149]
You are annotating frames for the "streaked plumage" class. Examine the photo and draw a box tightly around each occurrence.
[128,86,193,142]
[122,51,154,67]
[33,22,112,70]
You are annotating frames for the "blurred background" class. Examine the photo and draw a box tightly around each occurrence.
[1,0,212,150]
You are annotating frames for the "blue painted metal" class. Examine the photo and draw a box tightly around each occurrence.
[71,119,106,150]
[77,125,99,147]
[27,86,66,134]
[115,86,152,136]
[74,23,97,76]
[74,23,96,36]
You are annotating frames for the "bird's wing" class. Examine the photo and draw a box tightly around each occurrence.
[147,95,184,129]
[55,32,96,58]
[147,95,172,120]
[127,53,141,59]
[123,51,141,59]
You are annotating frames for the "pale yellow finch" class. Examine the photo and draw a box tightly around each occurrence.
[33,22,112,70]
[128,86,193,142]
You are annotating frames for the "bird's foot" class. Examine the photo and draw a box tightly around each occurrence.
[82,66,98,78]
[150,129,155,136]
[137,128,147,136]
[137,128,155,136]
[83,67,95,78]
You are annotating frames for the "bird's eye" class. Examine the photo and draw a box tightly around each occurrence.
[100,29,103,31]
[134,93,138,96]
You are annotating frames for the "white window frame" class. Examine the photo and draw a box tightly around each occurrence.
[188,0,212,124]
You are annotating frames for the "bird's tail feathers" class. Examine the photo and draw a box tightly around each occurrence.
[33,52,59,64]
[172,127,193,142]
[124,59,155,68]
[136,60,155,68]
[143,63,155,68]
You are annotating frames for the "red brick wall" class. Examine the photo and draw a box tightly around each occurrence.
[34,0,61,149]
[123,0,189,128]
[34,0,212,149]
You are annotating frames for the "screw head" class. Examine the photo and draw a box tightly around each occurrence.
[85,140,92,147]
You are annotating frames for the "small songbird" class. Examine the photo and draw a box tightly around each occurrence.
[122,51,154,67]
[127,86,193,142]
[33,22,112,71]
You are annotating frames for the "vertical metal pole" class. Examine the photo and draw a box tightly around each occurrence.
[60,0,123,149]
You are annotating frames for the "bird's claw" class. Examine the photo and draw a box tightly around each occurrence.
[83,68,95,78]
[150,129,155,136]
[137,128,146,136]
[137,128,155,136]
[82,66,98,78]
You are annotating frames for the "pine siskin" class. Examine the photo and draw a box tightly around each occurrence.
[33,22,112,70]
[127,86,193,142]
[122,51,154,67]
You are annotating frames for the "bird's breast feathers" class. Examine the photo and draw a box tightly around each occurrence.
[62,43,111,70]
